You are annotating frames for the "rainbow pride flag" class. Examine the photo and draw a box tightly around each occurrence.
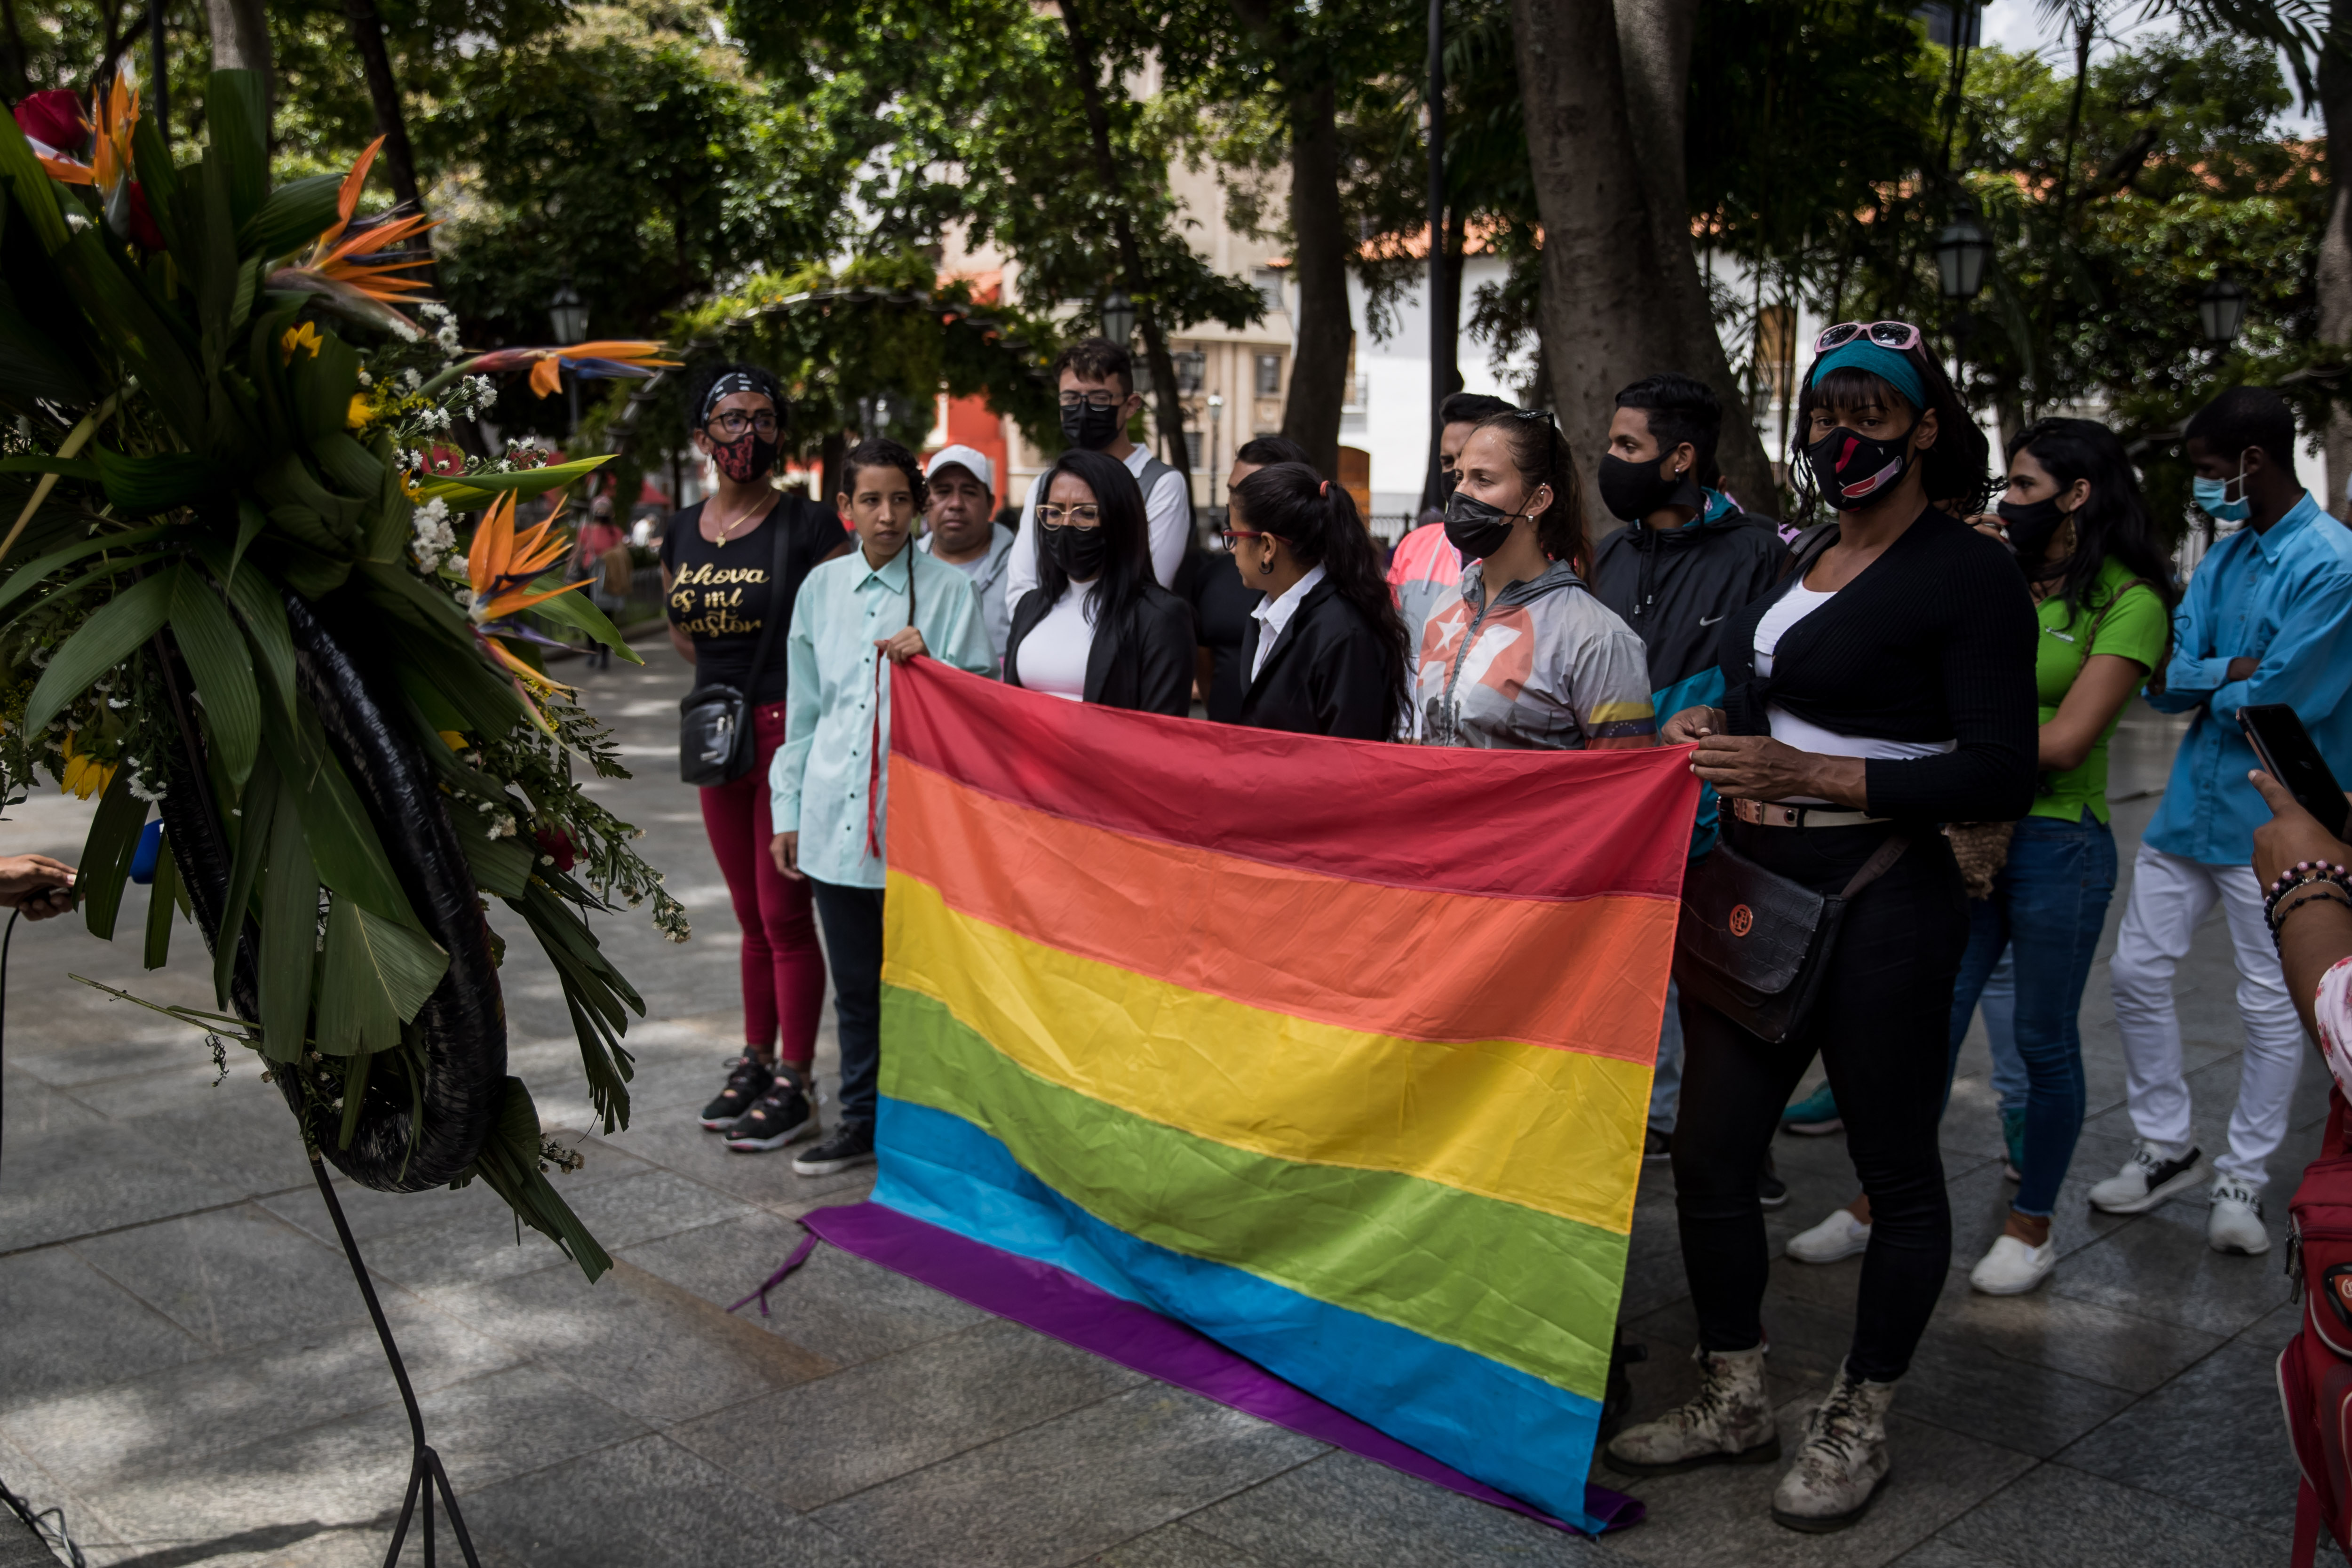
[871,661,1697,1529]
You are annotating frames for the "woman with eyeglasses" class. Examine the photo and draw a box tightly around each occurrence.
[1414,409,1656,750]
[1220,462,1409,740]
[1606,322,2035,1535]
[1003,448,1193,715]
[660,363,852,1146]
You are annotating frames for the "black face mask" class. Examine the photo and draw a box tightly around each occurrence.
[1045,522,1108,580]
[1597,453,1704,524]
[1442,489,1519,559]
[1060,399,1124,452]
[1804,422,1917,511]
[1997,495,2071,573]
[710,431,779,483]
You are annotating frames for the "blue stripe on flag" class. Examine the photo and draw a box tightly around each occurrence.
[872,1095,1606,1528]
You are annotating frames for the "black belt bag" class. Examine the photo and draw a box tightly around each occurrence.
[679,515,792,787]
[1672,829,1912,1044]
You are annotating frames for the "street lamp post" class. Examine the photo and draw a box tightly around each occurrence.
[548,279,588,436]
[2199,276,2249,350]
[1207,391,1224,505]
[1934,202,1993,397]
[1101,291,1136,348]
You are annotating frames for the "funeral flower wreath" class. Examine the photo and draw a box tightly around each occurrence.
[0,65,690,1279]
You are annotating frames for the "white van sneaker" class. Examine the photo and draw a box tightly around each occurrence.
[1969,1233,2055,1294]
[2087,1139,2204,1215]
[1787,1207,1871,1264]
[2207,1179,2271,1256]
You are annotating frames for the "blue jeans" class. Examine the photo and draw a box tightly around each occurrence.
[1980,952,2022,1113]
[1944,812,2118,1217]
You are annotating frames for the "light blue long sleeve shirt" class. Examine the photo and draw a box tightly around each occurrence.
[770,542,994,889]
[2145,490,2352,865]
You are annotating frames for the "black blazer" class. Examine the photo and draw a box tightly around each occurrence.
[1235,578,1396,740]
[1005,580,1194,716]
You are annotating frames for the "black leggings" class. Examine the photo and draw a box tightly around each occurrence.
[1672,820,1969,1383]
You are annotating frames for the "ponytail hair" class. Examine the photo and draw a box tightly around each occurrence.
[1473,410,1591,575]
[1227,462,1411,732]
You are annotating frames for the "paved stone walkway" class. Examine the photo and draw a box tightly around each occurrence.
[0,640,2322,1566]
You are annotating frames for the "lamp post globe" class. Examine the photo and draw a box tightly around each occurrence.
[2198,276,2249,349]
[1934,208,1993,304]
[548,280,589,346]
[1101,291,1136,347]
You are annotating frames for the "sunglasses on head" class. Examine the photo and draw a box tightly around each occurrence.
[1814,321,1923,354]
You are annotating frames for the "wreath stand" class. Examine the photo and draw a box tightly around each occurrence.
[308,1150,483,1568]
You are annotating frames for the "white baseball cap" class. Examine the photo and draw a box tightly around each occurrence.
[924,445,994,493]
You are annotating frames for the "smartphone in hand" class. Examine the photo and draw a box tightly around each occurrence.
[2241,703,2352,841]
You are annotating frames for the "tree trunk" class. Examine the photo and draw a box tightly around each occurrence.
[2320,4,2352,522]
[1421,206,1466,512]
[342,0,427,222]
[1055,0,1192,486]
[204,0,270,131]
[1613,0,1775,508]
[1282,79,1351,479]
[0,0,29,102]
[1511,0,1670,511]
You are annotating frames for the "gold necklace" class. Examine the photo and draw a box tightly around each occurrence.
[706,494,766,548]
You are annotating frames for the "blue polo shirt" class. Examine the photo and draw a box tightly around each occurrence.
[2145,490,2352,865]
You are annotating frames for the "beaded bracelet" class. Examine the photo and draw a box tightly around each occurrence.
[2271,883,2352,946]
[2267,860,2352,903]
[2265,864,2352,931]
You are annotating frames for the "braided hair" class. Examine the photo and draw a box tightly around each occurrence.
[1227,462,1411,731]
[1472,410,1591,575]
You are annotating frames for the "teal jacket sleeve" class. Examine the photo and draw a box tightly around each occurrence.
[770,584,822,833]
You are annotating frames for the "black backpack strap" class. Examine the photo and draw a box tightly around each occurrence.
[1837,833,1912,900]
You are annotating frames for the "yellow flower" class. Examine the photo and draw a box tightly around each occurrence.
[281,322,323,363]
[60,733,115,801]
[438,730,469,750]
[347,393,374,429]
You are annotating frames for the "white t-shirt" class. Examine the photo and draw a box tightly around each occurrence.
[1754,580,1953,802]
[1019,583,1097,702]
[1005,445,1190,609]
[1249,564,1326,683]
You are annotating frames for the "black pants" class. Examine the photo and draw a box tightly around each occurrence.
[810,880,885,1131]
[1672,820,1969,1383]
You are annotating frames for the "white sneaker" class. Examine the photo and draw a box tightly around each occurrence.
[1969,1233,2055,1294]
[1787,1207,1871,1264]
[2207,1179,2271,1256]
[2087,1139,2205,1215]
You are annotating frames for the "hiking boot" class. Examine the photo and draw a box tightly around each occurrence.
[1603,1344,1778,1477]
[1771,1365,1896,1533]
[2087,1138,2204,1214]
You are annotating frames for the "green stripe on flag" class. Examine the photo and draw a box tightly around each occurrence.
[883,983,1626,1399]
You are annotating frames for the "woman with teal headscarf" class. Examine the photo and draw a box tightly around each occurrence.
[1607,324,2036,1534]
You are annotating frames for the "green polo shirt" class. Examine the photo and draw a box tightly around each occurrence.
[2033,554,2169,823]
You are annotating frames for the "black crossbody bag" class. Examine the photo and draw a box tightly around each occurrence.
[678,512,795,787]
[1674,830,1912,1044]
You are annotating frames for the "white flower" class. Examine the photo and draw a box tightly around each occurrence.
[402,367,422,391]
[357,368,374,388]
[436,319,462,353]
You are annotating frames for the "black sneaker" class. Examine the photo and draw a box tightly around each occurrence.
[793,1124,875,1177]
[699,1054,773,1130]
[725,1075,818,1152]
[1643,1127,1673,1163]
[1758,1154,1789,1210]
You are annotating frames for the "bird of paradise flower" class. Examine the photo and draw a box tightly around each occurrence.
[266,135,437,339]
[465,491,594,733]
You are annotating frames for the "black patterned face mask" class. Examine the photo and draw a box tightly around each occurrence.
[709,431,778,482]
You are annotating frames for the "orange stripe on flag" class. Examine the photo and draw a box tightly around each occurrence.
[889,756,1675,1064]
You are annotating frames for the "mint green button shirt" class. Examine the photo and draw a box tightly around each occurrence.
[770,542,994,888]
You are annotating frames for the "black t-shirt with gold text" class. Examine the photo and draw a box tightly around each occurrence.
[661,497,846,705]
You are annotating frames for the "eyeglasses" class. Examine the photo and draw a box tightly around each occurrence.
[1218,529,1274,551]
[1037,504,1102,527]
[1057,391,1125,410]
[1813,321,1923,354]
[707,411,780,438]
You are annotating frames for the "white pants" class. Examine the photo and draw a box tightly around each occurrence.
[2109,843,2306,1187]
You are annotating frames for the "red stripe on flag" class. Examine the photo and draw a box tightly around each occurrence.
[888,660,1701,902]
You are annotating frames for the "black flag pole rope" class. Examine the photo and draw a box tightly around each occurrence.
[306,1150,483,1568]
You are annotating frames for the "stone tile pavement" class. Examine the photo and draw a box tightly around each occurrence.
[0,642,2326,1566]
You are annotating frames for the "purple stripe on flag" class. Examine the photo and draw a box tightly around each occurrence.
[797,1200,1645,1536]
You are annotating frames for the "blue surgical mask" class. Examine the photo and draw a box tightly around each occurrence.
[2193,461,2252,524]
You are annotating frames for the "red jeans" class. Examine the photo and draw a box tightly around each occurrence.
[698,702,825,1067]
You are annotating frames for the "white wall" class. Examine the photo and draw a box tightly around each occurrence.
[1346,256,1534,520]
